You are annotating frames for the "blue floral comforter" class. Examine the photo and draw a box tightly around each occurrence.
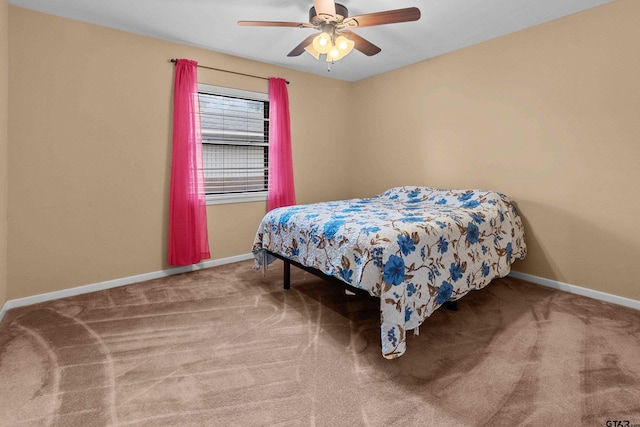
[252,186,526,359]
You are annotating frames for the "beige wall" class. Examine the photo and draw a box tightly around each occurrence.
[6,1,640,304]
[7,7,352,300]
[0,0,8,308]
[350,0,640,300]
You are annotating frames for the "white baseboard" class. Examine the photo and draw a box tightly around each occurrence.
[3,259,637,325]
[508,270,640,311]
[0,253,255,324]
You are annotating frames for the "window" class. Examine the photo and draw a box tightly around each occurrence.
[198,84,269,204]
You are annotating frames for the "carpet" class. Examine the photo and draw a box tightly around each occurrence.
[1,260,639,426]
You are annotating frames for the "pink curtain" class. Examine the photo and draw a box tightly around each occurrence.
[267,78,296,211]
[168,59,210,266]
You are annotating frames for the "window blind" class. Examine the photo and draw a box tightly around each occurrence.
[198,91,269,194]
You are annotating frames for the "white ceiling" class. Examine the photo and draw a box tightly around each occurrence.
[9,0,614,82]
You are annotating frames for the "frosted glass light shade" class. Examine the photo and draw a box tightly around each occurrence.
[335,35,355,56]
[326,45,343,62]
[304,44,320,60]
[312,32,332,54]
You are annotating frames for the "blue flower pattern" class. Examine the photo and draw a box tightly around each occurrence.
[397,234,416,256]
[449,262,463,282]
[253,186,526,359]
[436,281,454,304]
[467,222,480,245]
[339,268,354,283]
[323,219,345,240]
[383,255,405,286]
[438,236,449,254]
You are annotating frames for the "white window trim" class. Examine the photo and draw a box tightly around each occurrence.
[198,84,269,102]
[198,83,269,205]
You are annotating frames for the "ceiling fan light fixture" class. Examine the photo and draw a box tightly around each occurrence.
[326,44,343,62]
[312,32,332,54]
[335,35,354,56]
[304,44,320,60]
[239,3,421,66]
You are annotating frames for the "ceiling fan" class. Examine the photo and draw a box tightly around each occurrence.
[238,0,421,63]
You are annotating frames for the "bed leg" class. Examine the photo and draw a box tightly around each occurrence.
[446,301,458,311]
[283,260,291,290]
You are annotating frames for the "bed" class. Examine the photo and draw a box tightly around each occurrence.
[252,186,527,359]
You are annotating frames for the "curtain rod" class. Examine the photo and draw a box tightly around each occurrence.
[170,59,289,84]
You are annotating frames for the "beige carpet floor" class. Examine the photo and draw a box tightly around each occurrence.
[1,260,639,426]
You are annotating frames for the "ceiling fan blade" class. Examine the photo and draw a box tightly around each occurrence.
[238,20,312,28]
[312,0,336,19]
[287,33,320,57]
[343,7,421,28]
[341,30,381,56]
